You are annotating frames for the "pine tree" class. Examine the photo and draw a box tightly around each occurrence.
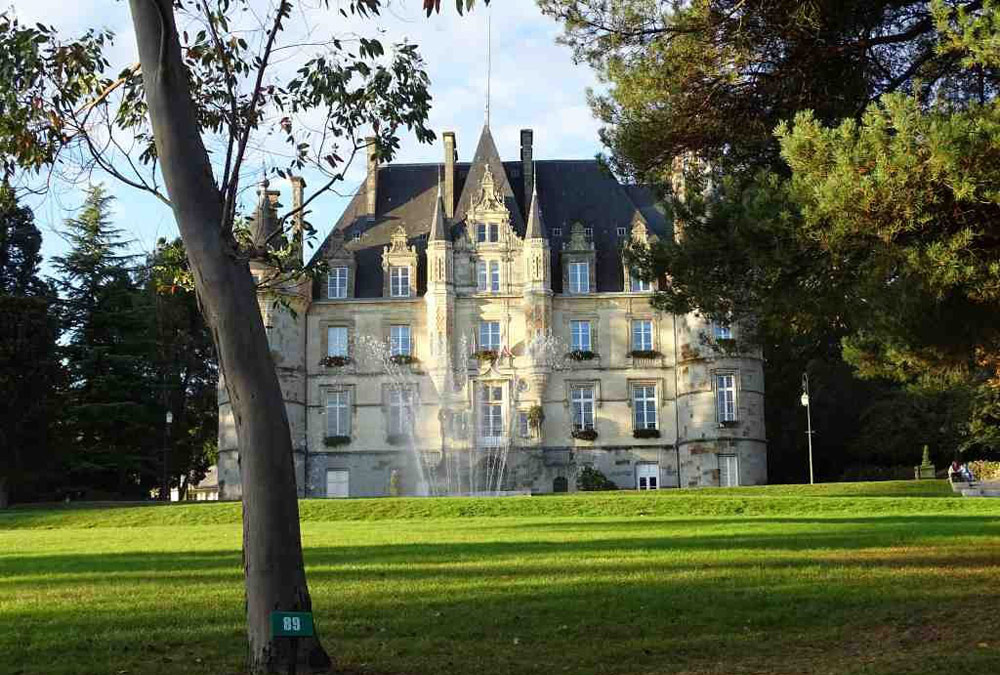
[52,185,158,497]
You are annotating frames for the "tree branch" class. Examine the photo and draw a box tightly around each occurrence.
[198,0,239,196]
[223,1,288,237]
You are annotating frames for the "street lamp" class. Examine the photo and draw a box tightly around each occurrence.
[163,411,173,501]
[801,373,814,485]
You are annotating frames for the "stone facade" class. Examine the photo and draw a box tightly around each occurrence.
[217,125,766,499]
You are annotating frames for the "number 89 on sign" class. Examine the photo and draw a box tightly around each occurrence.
[270,611,314,638]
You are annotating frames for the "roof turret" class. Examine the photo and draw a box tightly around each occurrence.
[524,176,546,240]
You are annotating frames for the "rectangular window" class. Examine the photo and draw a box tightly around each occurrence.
[480,385,504,439]
[327,326,348,357]
[584,227,593,238]
[489,223,499,243]
[632,320,653,351]
[390,325,411,356]
[713,322,733,340]
[352,231,361,242]
[477,260,500,292]
[571,385,595,431]
[720,454,739,487]
[490,260,500,292]
[388,387,413,435]
[479,321,501,351]
[476,222,487,243]
[617,227,627,237]
[552,227,562,237]
[327,266,348,299]
[389,266,410,297]
[570,320,592,351]
[518,411,530,438]
[630,273,651,292]
[568,262,590,294]
[325,390,351,436]
[716,373,737,422]
[636,463,658,490]
[477,260,488,291]
[326,469,349,498]
[632,384,657,430]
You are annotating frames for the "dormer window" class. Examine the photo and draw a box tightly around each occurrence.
[389,266,410,298]
[476,222,499,244]
[569,262,590,294]
[328,267,348,299]
[629,273,652,293]
[552,227,562,237]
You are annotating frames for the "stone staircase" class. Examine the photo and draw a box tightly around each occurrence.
[951,480,1000,497]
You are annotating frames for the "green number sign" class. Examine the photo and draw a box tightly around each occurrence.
[270,611,314,638]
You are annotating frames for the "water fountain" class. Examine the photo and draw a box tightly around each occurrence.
[351,331,572,497]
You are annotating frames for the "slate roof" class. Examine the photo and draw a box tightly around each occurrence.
[308,125,670,298]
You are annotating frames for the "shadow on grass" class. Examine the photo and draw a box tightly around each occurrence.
[3,514,1000,675]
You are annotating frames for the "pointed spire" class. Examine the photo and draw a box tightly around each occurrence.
[428,182,449,242]
[525,175,546,240]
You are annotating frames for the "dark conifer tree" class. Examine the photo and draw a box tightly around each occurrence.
[52,185,158,497]
[0,182,60,506]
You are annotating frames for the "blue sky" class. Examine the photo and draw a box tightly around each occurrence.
[8,0,603,272]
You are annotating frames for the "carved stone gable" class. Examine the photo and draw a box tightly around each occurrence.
[565,222,593,252]
[474,166,506,214]
[385,225,414,256]
[630,218,657,246]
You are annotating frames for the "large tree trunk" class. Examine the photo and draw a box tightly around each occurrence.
[0,475,9,509]
[127,2,330,672]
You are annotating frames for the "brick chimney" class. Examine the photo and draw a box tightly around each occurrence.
[365,136,378,217]
[520,129,534,214]
[443,131,456,219]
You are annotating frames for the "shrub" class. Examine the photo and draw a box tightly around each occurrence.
[628,349,661,359]
[968,460,1000,481]
[319,355,351,367]
[571,428,598,441]
[716,338,737,353]
[323,435,351,448]
[577,466,616,491]
[389,354,418,366]
[633,428,661,439]
[567,349,597,361]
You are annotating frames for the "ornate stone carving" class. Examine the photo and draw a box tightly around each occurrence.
[566,222,592,252]
[384,225,414,258]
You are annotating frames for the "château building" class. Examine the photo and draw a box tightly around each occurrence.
[216,124,766,499]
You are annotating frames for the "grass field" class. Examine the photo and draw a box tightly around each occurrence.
[2,480,999,675]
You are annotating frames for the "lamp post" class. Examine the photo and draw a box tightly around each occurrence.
[163,411,173,501]
[800,373,814,485]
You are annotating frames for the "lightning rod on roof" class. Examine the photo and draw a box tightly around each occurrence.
[485,7,492,127]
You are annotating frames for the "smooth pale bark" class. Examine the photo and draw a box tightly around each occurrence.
[126,1,330,671]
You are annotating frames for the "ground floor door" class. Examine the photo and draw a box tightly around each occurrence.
[719,454,739,487]
[326,469,350,498]
[636,463,659,490]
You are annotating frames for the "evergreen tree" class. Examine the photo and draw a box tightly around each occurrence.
[144,238,218,500]
[548,0,1000,473]
[0,183,60,506]
[52,185,158,497]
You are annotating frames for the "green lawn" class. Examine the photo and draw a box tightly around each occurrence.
[2,480,999,675]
